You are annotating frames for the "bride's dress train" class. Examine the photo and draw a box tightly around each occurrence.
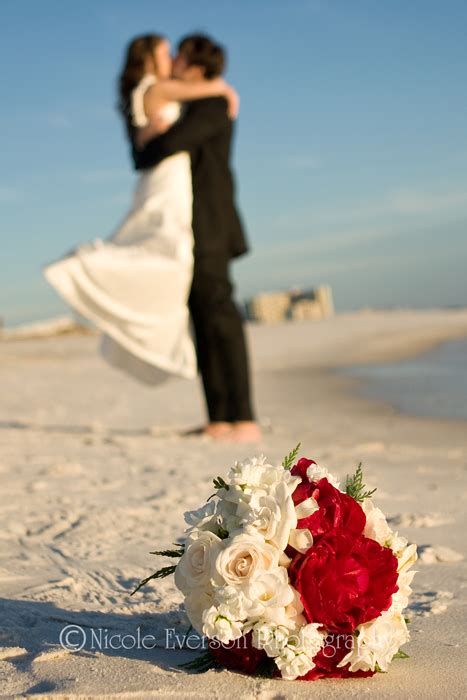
[44,77,197,383]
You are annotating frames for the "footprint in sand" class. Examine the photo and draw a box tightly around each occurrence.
[389,513,454,528]
[418,545,464,564]
[409,589,454,616]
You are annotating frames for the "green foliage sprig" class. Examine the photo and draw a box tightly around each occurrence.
[213,476,229,491]
[282,442,301,470]
[344,463,376,502]
[179,650,220,672]
[393,650,409,659]
[131,544,184,595]
[150,545,184,558]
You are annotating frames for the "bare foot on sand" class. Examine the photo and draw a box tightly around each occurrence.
[202,422,234,439]
[181,421,262,442]
[226,421,262,443]
[180,422,232,438]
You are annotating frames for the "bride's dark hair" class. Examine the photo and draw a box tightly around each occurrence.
[118,34,165,130]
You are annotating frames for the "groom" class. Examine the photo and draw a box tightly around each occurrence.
[133,34,260,442]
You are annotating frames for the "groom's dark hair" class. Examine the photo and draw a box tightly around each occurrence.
[178,34,225,78]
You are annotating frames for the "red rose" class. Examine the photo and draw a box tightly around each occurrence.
[290,529,399,634]
[301,633,375,680]
[209,632,267,675]
[290,464,366,539]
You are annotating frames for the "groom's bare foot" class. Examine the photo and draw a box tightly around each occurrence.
[202,421,233,439]
[181,421,261,442]
[227,421,262,443]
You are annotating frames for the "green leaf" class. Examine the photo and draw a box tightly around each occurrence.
[393,650,410,659]
[282,442,301,470]
[344,463,376,502]
[213,476,229,491]
[179,650,219,672]
[130,565,176,595]
[150,547,184,557]
[217,525,229,540]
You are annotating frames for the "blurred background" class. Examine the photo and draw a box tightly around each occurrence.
[1,0,467,327]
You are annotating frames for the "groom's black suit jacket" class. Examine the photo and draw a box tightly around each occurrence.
[132,97,249,260]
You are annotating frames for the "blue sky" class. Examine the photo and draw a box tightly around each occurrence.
[1,0,467,325]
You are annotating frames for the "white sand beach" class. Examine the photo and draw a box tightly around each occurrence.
[1,308,467,698]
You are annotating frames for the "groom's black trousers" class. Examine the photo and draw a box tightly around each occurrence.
[188,254,255,423]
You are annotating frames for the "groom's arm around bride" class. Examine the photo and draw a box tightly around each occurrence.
[133,95,247,260]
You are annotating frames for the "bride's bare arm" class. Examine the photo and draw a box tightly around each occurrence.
[155,78,239,118]
[135,79,239,149]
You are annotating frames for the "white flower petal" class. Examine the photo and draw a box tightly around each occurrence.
[288,528,313,553]
[295,497,319,519]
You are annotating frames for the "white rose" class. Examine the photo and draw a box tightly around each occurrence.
[362,499,392,545]
[184,587,216,633]
[306,463,341,490]
[338,610,409,673]
[213,532,279,587]
[202,604,243,643]
[174,530,221,594]
[240,481,298,551]
[243,567,295,617]
[275,647,314,680]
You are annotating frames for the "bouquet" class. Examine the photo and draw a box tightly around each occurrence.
[133,445,417,680]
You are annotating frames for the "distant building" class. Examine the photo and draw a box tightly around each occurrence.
[245,285,334,324]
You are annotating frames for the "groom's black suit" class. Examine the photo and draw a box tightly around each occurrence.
[133,97,255,423]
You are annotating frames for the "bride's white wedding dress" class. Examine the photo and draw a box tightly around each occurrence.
[44,75,197,384]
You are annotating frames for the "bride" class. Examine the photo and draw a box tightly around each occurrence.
[44,34,238,384]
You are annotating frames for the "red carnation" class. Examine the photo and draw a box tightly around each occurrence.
[290,529,399,634]
[291,457,316,481]
[290,462,366,539]
[209,633,267,675]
